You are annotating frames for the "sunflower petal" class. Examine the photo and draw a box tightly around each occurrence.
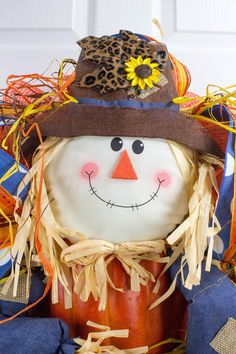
[150,62,158,68]
[127,72,136,80]
[138,79,146,90]
[144,78,154,88]
[131,76,139,86]
[130,57,138,65]
[150,75,160,83]
[143,58,151,65]
[125,62,136,68]
[137,56,143,65]
[125,67,135,72]
[152,69,160,76]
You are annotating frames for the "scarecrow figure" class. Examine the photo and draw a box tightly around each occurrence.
[1,30,236,354]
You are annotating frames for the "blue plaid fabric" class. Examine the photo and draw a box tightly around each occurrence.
[0,148,28,201]
[0,116,16,126]
[0,119,30,279]
[0,248,12,279]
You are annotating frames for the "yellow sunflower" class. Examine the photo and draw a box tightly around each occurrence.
[125,56,160,90]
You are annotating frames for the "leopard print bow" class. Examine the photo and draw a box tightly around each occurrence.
[77,30,168,94]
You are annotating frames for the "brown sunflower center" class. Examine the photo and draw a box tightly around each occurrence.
[135,64,152,79]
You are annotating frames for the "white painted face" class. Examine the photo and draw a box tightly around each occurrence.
[45,136,189,242]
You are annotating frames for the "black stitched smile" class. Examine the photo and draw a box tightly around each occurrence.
[85,171,164,211]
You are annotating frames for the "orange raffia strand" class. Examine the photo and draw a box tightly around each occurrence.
[55,70,76,102]
[1,60,75,120]
[0,208,14,250]
[0,63,76,324]
[6,73,60,92]
[0,223,16,249]
[0,123,53,325]
[169,53,191,97]
[0,185,19,250]
[144,34,190,97]
[4,66,74,108]
[2,70,76,157]
[5,75,51,106]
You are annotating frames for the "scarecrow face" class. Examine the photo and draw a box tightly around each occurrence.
[45,136,189,242]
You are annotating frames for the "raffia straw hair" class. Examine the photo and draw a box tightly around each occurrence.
[167,141,223,287]
[6,137,223,310]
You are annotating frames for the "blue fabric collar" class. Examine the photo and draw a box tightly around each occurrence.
[77,98,178,111]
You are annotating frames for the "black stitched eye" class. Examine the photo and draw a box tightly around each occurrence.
[111,137,123,151]
[132,140,144,154]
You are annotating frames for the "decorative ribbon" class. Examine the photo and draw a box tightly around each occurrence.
[61,239,168,311]
[77,30,167,94]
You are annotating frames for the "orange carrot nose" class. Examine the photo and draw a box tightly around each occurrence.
[111,150,138,180]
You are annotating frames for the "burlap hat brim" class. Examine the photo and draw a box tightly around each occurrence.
[31,101,223,158]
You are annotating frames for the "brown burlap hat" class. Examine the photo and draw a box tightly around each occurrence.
[32,30,222,157]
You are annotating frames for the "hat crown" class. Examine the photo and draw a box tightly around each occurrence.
[69,30,177,104]
[32,30,222,159]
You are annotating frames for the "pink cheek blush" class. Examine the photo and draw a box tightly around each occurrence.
[154,171,171,188]
[80,162,99,180]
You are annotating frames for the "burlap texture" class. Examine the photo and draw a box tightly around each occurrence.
[32,103,223,157]
[28,32,223,158]
[0,272,29,304]
[210,317,236,354]
[69,41,177,104]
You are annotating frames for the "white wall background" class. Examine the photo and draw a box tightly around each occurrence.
[0,0,236,94]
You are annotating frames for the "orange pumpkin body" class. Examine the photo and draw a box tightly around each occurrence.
[50,259,187,353]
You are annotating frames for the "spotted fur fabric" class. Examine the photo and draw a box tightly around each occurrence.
[77,30,168,94]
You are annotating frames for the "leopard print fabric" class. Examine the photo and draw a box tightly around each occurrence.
[77,30,168,94]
